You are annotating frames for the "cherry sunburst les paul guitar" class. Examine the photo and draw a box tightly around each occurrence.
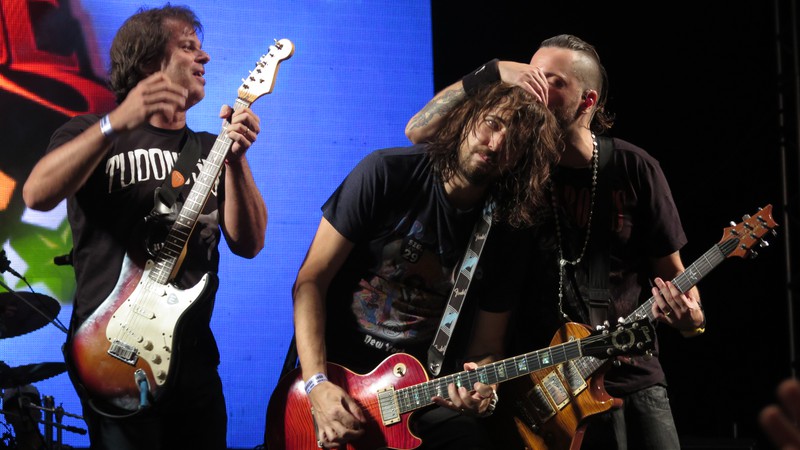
[265,319,655,450]
[500,204,778,450]
[66,39,294,415]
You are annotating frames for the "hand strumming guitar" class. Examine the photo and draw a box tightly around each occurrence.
[307,380,366,448]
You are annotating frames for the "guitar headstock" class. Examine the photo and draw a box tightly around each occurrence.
[581,318,656,359]
[237,38,295,104]
[720,204,779,259]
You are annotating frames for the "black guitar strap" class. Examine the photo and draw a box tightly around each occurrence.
[577,136,615,327]
[149,128,202,218]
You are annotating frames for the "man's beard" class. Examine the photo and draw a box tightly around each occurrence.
[458,148,498,186]
[552,100,581,130]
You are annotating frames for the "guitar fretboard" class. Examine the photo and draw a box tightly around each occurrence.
[573,237,736,378]
[149,98,252,284]
[392,338,587,414]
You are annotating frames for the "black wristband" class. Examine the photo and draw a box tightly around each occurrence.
[461,58,500,97]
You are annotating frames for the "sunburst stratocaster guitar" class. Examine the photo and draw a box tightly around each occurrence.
[66,39,294,415]
[265,319,655,450]
[502,204,778,450]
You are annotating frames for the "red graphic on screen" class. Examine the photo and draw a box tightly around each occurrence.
[0,0,115,295]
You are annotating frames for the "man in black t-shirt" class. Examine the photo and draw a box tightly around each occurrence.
[23,5,267,450]
[292,82,561,449]
[406,34,706,450]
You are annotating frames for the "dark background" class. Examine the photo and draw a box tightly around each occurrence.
[431,1,798,448]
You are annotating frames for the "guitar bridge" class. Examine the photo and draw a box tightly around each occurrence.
[108,339,139,365]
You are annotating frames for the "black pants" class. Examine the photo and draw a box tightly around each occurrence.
[409,406,494,450]
[78,360,227,450]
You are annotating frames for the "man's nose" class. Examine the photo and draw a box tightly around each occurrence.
[487,131,504,151]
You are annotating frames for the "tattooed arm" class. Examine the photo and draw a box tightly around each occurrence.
[404,81,467,144]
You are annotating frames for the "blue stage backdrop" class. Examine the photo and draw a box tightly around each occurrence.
[0,0,432,447]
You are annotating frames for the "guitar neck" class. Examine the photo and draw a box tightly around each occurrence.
[576,237,736,377]
[393,339,585,415]
[628,237,734,324]
[149,98,253,284]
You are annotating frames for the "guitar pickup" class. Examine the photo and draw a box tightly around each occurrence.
[558,361,588,396]
[108,339,139,365]
[376,387,401,425]
[131,304,155,319]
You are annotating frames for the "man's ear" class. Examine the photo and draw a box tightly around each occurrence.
[581,90,598,111]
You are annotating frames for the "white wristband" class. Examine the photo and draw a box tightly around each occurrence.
[99,114,115,139]
[304,373,328,395]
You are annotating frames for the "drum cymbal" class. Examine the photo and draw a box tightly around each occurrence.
[0,292,60,338]
[0,362,67,388]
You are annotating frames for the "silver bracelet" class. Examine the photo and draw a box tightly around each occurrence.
[99,114,115,139]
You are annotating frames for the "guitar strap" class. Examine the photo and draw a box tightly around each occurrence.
[55,128,203,265]
[575,136,615,326]
[426,200,495,377]
[149,128,202,218]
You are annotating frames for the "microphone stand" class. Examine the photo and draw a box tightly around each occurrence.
[21,395,87,450]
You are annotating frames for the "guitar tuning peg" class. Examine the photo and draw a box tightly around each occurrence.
[749,249,759,259]
[759,239,770,248]
[742,214,752,220]
[643,350,653,361]
[612,359,622,367]
[274,38,283,49]
[617,316,625,324]
[772,229,778,237]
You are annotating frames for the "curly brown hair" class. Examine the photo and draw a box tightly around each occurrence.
[108,4,202,103]
[426,83,562,228]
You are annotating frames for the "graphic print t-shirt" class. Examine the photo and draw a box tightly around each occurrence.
[48,115,222,335]
[322,145,484,373]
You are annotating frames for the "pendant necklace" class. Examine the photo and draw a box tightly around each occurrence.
[551,132,599,321]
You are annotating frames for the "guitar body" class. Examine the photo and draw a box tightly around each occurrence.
[498,205,779,450]
[500,323,620,450]
[67,252,218,413]
[267,320,655,449]
[64,39,295,416]
[266,353,427,450]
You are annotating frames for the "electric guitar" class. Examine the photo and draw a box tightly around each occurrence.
[66,39,294,415]
[265,319,656,450]
[502,204,778,450]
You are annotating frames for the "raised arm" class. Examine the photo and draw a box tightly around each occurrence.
[405,80,467,144]
[405,60,548,144]
[218,104,267,258]
[23,72,189,211]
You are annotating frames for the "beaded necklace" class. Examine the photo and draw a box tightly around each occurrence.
[551,132,599,321]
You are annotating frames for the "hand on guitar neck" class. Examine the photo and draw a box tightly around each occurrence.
[266,319,655,450]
